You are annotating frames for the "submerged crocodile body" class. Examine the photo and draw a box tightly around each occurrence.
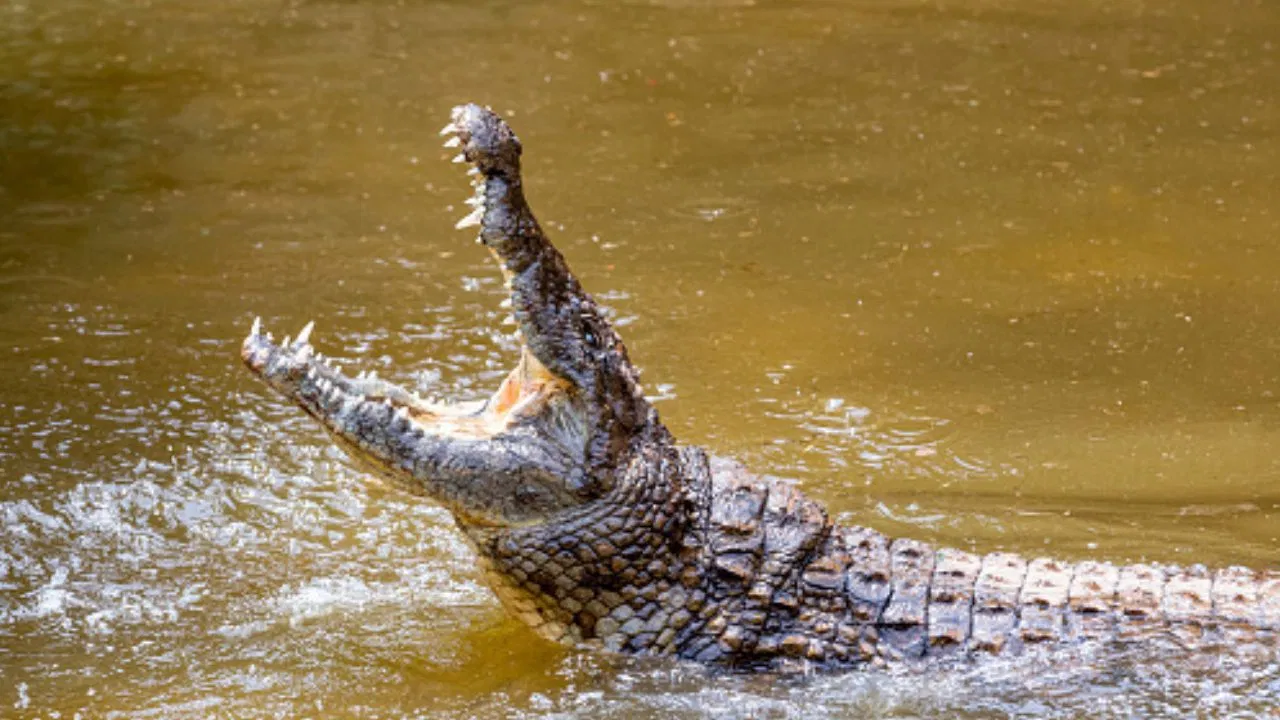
[242,105,1279,671]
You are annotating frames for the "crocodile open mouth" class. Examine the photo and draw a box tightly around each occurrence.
[241,104,649,526]
[240,106,572,445]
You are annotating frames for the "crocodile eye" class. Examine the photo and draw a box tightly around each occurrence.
[584,329,597,348]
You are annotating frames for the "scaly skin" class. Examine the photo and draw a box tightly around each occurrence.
[242,105,1279,671]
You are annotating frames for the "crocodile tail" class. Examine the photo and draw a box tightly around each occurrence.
[832,531,1280,660]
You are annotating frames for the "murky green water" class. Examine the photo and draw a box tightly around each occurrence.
[2,0,1277,716]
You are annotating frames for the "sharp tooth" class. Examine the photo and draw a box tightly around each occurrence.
[498,298,512,309]
[465,195,483,207]
[251,317,261,336]
[467,167,481,177]
[296,321,314,346]
[297,344,313,361]
[455,208,484,229]
[356,370,367,380]
[502,314,517,326]
[306,367,317,380]
[443,136,461,148]
[452,153,467,164]
[282,335,292,348]
[369,370,378,380]
[439,122,458,136]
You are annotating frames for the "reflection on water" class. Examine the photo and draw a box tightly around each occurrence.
[1,0,1277,716]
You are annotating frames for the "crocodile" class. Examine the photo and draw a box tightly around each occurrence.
[241,104,1279,671]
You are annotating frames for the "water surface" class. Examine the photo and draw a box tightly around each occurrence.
[1,0,1278,716]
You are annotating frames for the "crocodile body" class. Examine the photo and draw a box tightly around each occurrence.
[242,105,1279,671]
[477,447,1278,669]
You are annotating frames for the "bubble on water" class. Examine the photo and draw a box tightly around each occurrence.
[30,566,74,619]
[276,576,375,625]
[273,564,489,629]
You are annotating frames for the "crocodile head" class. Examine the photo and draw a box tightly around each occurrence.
[241,105,663,531]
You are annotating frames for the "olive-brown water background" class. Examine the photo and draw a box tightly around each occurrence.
[1,0,1278,716]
